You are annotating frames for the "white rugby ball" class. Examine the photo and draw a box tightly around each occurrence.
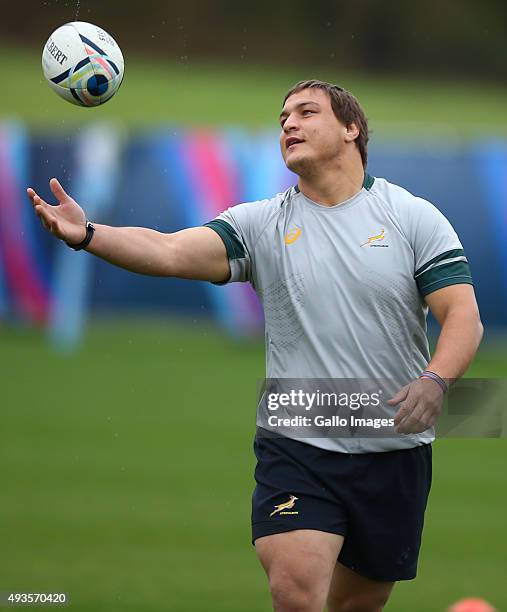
[42,21,124,107]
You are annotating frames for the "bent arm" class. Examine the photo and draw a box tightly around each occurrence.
[389,284,483,433]
[424,284,484,383]
[85,224,230,282]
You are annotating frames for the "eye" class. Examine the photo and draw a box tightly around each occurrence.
[302,110,315,116]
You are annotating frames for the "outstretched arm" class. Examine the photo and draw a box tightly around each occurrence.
[27,178,230,283]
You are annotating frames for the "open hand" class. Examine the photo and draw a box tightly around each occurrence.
[27,178,87,246]
[388,378,444,434]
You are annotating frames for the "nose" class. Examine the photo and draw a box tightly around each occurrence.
[283,112,299,132]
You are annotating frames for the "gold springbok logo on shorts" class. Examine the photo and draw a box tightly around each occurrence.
[361,228,385,247]
[270,495,299,517]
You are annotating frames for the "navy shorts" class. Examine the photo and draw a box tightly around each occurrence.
[251,434,432,582]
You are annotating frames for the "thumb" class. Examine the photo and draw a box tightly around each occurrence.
[387,384,410,406]
[49,177,70,204]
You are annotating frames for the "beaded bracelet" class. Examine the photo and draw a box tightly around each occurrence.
[419,370,448,394]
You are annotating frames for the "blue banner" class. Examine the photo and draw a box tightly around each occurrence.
[0,126,505,345]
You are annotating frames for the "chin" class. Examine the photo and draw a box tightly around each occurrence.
[286,154,313,176]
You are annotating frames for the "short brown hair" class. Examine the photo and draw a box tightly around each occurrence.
[283,80,369,169]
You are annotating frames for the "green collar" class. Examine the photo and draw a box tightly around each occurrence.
[294,172,375,194]
[363,172,375,190]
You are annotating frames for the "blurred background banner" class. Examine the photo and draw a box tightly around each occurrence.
[0,127,506,344]
[0,123,51,324]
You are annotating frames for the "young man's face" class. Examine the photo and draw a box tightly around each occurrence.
[279,88,351,176]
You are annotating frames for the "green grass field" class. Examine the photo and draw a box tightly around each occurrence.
[1,45,507,136]
[1,322,505,611]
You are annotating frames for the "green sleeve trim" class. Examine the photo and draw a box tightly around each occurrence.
[204,219,246,260]
[415,248,465,277]
[417,259,473,296]
[419,276,474,297]
[363,173,375,190]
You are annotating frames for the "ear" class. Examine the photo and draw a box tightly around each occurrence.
[344,122,360,143]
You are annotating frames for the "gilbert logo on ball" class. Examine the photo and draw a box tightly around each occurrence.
[42,21,124,107]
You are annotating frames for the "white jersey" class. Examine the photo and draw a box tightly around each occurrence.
[205,174,473,452]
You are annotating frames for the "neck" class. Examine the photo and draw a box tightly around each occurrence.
[298,159,365,206]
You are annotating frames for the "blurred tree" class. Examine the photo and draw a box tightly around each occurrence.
[0,0,505,80]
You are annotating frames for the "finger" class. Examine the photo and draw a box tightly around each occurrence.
[397,402,426,433]
[398,381,442,432]
[33,195,52,211]
[387,385,410,406]
[418,404,441,431]
[411,410,435,433]
[395,410,420,433]
[396,418,417,434]
[397,416,426,435]
[393,395,418,426]
[27,188,40,205]
[397,399,437,433]
[35,205,57,230]
[37,210,48,230]
[393,403,411,427]
[49,177,70,203]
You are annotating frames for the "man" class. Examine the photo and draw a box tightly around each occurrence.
[28,80,483,611]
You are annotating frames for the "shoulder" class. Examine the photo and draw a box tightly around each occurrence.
[369,176,451,232]
[221,188,292,231]
[205,187,293,248]
[369,177,434,214]
[229,188,292,217]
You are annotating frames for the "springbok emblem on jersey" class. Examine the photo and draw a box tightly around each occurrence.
[270,495,299,517]
[361,228,385,247]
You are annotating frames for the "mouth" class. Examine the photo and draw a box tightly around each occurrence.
[286,136,304,150]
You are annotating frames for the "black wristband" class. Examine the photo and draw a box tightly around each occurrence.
[66,221,95,251]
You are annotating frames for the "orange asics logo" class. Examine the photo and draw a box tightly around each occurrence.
[284,228,302,245]
[361,228,385,247]
[270,495,299,517]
